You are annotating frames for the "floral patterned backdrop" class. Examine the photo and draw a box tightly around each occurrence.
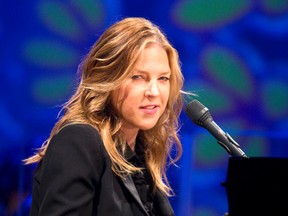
[1,0,288,215]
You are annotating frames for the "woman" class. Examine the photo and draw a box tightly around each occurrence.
[25,17,184,216]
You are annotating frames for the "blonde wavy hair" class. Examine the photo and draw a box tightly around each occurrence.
[24,17,184,196]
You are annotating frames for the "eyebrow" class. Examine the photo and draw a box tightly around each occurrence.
[133,70,171,75]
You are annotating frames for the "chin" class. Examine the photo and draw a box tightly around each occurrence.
[139,124,157,131]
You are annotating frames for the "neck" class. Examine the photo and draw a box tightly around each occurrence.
[126,135,137,151]
[121,127,139,151]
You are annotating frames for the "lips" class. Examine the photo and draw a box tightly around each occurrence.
[140,105,159,115]
[143,105,157,109]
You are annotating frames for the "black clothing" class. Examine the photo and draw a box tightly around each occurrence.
[29,124,175,216]
[125,143,155,215]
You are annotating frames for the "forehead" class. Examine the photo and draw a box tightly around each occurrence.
[137,43,168,62]
[132,44,170,73]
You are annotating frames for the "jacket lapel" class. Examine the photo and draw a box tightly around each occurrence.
[121,175,175,216]
[154,190,175,216]
[121,174,149,216]
[119,143,174,215]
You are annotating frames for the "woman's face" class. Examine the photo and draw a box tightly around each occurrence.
[112,43,171,135]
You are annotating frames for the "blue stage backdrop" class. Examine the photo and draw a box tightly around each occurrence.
[1,0,288,215]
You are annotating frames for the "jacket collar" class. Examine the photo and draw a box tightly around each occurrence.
[121,176,175,216]
[120,143,149,215]
[121,174,150,215]
[119,143,174,216]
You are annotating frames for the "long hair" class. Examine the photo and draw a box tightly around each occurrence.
[24,17,184,196]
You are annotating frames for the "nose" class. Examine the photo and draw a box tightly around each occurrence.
[145,80,160,97]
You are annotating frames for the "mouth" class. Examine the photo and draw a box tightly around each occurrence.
[140,105,159,114]
[141,105,158,109]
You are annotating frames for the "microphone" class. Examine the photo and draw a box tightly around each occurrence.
[185,99,248,158]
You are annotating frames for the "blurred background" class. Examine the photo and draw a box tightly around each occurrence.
[1,0,288,215]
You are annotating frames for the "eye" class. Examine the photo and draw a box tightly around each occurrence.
[159,76,170,81]
[131,75,144,80]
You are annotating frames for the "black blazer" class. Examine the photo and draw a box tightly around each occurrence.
[29,124,175,216]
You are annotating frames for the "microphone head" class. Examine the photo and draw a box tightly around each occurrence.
[185,99,212,126]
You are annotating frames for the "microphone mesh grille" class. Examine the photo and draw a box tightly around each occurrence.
[184,100,206,122]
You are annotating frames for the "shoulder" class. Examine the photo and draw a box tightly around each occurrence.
[46,123,106,160]
[33,124,108,202]
[57,123,101,140]
[53,123,102,146]
[39,123,108,178]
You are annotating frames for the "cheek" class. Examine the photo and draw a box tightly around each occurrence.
[161,85,170,102]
